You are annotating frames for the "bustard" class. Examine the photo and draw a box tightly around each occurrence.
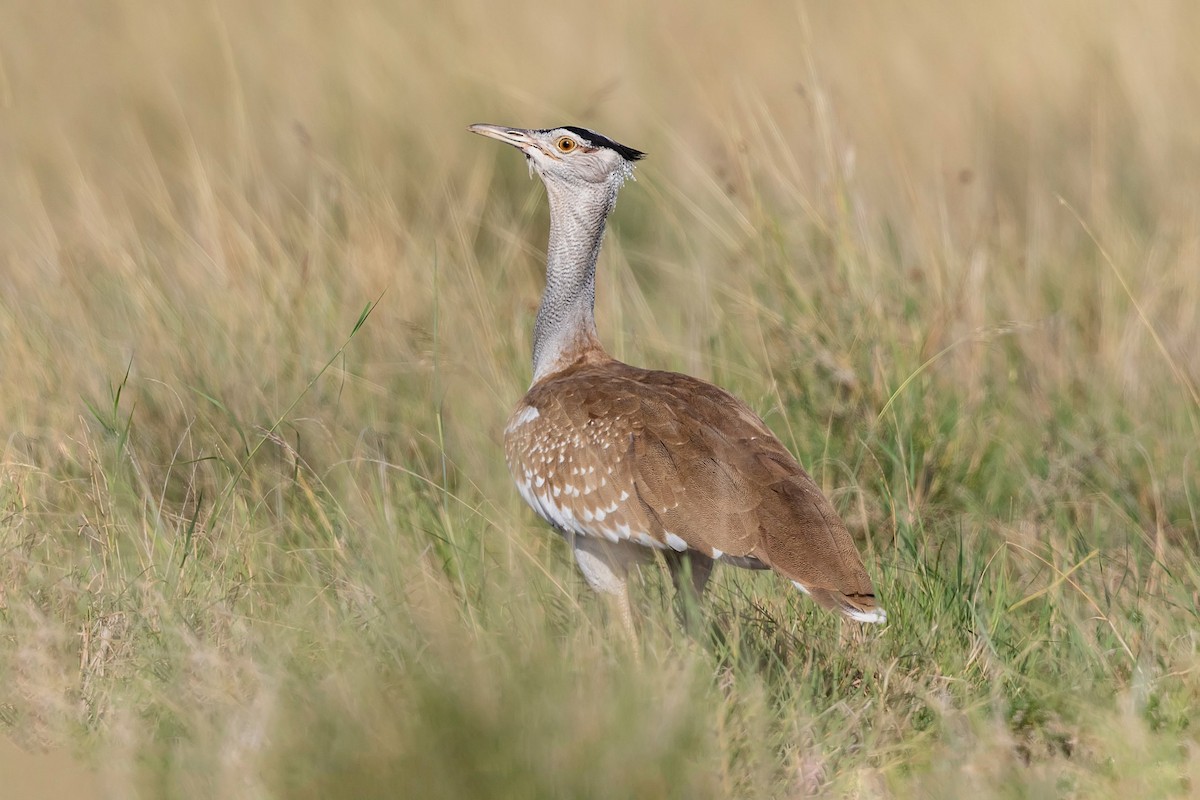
[470,123,886,634]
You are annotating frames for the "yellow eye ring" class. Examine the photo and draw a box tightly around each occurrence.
[555,136,577,153]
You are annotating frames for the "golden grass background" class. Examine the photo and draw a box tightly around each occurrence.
[2,1,1198,797]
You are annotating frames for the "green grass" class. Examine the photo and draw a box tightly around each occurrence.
[2,0,1199,796]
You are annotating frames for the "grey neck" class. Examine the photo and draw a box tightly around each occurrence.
[530,179,617,382]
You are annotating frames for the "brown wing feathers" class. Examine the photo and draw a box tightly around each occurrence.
[506,357,884,622]
[636,372,880,617]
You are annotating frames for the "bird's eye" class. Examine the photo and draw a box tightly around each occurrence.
[555,137,577,153]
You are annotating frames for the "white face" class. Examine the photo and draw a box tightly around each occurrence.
[523,128,634,186]
[468,124,638,189]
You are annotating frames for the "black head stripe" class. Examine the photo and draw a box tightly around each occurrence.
[558,126,646,162]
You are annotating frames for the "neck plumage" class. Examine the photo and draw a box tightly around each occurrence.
[531,181,615,383]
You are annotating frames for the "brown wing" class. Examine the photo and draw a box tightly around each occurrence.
[505,359,882,620]
[623,365,880,617]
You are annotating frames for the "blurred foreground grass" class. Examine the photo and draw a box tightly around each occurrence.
[1,0,1198,797]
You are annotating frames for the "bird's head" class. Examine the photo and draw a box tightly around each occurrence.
[469,124,645,197]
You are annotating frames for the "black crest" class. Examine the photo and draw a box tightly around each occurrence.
[557,126,646,162]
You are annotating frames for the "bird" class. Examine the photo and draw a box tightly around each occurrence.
[469,122,886,636]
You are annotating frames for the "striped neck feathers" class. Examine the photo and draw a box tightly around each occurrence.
[530,174,625,383]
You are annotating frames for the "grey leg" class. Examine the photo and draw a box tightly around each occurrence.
[662,550,714,631]
[572,536,647,644]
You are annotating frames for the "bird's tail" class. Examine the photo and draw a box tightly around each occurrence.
[799,583,888,624]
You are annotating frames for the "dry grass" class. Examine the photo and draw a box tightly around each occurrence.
[2,0,1198,797]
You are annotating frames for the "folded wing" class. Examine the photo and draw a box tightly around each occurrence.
[506,359,883,621]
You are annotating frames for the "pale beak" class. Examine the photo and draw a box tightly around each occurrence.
[468,123,538,153]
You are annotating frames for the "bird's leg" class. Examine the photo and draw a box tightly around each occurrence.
[611,583,638,645]
[663,550,714,634]
[572,537,645,649]
[664,550,714,597]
